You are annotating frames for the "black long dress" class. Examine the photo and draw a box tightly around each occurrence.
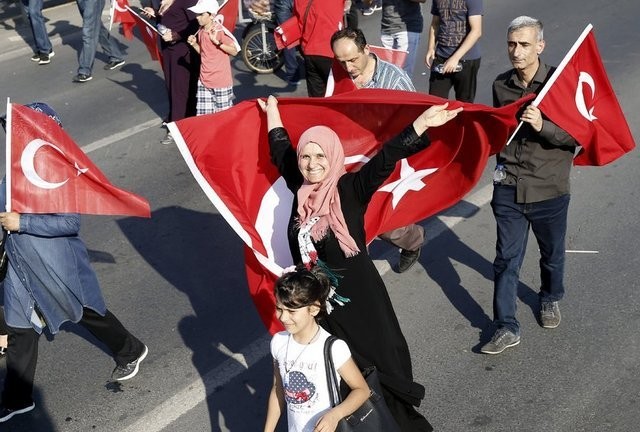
[269,126,434,432]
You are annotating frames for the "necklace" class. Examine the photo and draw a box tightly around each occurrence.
[284,325,321,374]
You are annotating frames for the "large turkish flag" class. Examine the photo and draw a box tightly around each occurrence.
[169,90,530,331]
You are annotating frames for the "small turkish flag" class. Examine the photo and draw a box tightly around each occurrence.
[169,90,530,331]
[536,25,635,166]
[6,103,151,217]
[127,6,163,65]
[110,0,136,40]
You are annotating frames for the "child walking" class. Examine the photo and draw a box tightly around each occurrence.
[187,0,240,115]
[264,265,370,432]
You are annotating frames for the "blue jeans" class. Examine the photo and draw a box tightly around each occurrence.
[491,185,570,334]
[23,0,52,54]
[76,0,124,75]
[273,0,299,81]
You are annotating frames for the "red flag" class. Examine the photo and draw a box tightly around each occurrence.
[6,104,151,217]
[111,0,136,40]
[168,90,530,331]
[127,6,163,65]
[217,0,239,32]
[535,25,635,166]
[368,45,407,69]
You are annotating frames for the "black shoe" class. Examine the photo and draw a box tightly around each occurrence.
[73,73,93,83]
[0,403,35,423]
[38,51,54,65]
[30,53,40,62]
[103,59,125,70]
[397,247,421,273]
[0,346,6,357]
[111,345,148,381]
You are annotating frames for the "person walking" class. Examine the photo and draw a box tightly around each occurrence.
[330,28,425,273]
[264,265,370,432]
[480,16,577,355]
[259,94,461,430]
[23,0,55,65]
[425,0,482,102]
[0,103,148,423]
[74,0,127,82]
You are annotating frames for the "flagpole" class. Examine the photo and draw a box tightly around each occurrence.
[109,0,115,31]
[504,23,593,146]
[5,97,11,212]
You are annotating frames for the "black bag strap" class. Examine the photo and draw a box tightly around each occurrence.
[323,335,342,408]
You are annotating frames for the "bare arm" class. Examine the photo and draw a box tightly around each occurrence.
[314,357,370,431]
[263,360,285,432]
[425,15,440,67]
[257,95,284,131]
[442,14,482,73]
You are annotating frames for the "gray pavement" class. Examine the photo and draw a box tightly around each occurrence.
[0,1,639,431]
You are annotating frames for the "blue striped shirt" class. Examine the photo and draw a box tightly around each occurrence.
[363,54,416,91]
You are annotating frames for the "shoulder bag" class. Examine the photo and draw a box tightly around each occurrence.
[323,336,401,432]
[274,0,315,50]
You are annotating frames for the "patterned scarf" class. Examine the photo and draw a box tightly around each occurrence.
[296,126,360,258]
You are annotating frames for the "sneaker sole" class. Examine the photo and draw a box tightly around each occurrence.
[0,403,35,422]
[116,345,148,381]
[541,320,560,329]
[105,61,125,70]
[73,77,93,83]
[480,338,521,355]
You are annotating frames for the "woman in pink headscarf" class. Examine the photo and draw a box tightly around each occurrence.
[259,96,461,431]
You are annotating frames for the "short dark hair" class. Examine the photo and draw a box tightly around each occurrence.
[331,27,367,52]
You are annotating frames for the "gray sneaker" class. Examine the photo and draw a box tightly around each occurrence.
[480,328,520,355]
[540,301,561,329]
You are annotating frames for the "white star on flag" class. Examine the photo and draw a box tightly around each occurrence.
[378,159,438,209]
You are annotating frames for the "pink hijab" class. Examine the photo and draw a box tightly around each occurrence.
[296,126,360,257]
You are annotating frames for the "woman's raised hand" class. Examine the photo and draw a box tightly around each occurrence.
[257,95,278,112]
[412,103,463,136]
[257,96,283,130]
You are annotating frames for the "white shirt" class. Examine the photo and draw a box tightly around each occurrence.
[271,327,351,432]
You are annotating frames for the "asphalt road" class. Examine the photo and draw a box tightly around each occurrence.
[0,0,639,431]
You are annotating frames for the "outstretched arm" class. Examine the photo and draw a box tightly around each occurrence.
[412,102,463,136]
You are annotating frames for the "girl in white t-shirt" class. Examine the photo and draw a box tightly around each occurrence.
[264,265,370,432]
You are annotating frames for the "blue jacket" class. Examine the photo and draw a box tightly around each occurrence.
[1,178,106,334]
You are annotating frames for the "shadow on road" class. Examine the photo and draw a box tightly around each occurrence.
[117,205,276,430]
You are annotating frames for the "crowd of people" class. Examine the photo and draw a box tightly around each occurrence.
[3,1,583,430]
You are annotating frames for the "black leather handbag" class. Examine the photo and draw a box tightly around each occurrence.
[324,336,401,432]
[0,229,9,281]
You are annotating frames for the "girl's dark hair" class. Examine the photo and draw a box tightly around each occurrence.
[275,265,332,318]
